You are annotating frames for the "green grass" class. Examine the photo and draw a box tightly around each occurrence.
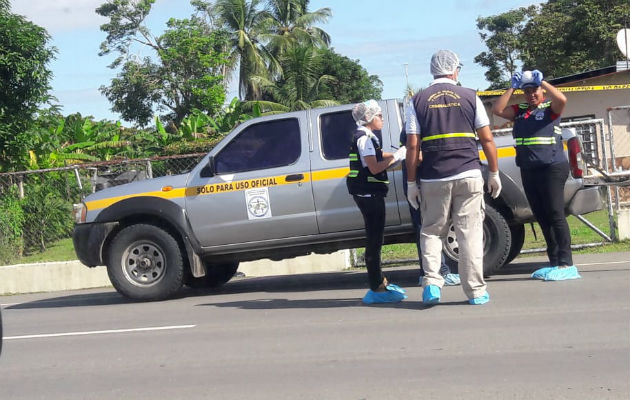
[19,237,77,264]
[375,209,628,262]
[523,209,614,250]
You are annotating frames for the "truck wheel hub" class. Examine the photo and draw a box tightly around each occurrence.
[123,242,166,286]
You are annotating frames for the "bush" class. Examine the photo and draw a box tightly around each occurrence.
[0,186,25,265]
[20,177,74,255]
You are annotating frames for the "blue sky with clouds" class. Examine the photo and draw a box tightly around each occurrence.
[10,0,537,123]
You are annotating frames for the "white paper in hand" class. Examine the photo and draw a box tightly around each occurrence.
[394,146,407,161]
[387,146,406,170]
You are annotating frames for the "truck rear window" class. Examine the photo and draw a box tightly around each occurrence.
[320,111,356,160]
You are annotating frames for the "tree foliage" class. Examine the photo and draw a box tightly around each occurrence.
[318,48,383,103]
[198,0,273,100]
[97,1,229,126]
[475,0,630,88]
[262,0,331,59]
[474,6,536,89]
[520,0,630,76]
[0,1,55,171]
[250,45,337,111]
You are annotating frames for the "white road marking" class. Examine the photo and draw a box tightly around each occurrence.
[579,261,629,267]
[4,325,196,340]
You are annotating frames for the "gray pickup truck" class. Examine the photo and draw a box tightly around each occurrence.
[72,99,603,300]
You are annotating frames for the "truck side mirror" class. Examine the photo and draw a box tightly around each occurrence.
[200,156,216,178]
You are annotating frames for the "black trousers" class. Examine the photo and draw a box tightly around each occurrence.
[353,195,386,290]
[521,162,573,266]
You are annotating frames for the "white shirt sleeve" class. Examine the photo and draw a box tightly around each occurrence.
[474,96,490,129]
[356,134,376,168]
[404,98,421,135]
[406,93,489,133]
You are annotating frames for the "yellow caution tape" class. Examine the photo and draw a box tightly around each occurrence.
[477,84,630,97]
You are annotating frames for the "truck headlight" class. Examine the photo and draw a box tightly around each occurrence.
[73,203,87,224]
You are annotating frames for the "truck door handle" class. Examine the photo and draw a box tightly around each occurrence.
[285,174,304,182]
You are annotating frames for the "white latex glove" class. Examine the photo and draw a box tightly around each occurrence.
[393,146,407,161]
[487,171,502,199]
[406,181,420,210]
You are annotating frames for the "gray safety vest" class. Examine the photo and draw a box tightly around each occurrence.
[412,83,481,179]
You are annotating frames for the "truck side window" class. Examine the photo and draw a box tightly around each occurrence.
[215,118,301,174]
[320,111,356,160]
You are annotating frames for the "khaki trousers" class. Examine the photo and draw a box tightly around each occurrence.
[419,176,487,299]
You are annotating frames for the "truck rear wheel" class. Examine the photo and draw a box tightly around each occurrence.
[442,204,512,277]
[185,262,239,288]
[107,224,184,301]
[502,224,525,267]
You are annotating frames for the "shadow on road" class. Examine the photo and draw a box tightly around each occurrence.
[6,260,551,310]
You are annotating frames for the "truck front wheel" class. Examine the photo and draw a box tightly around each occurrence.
[442,204,512,277]
[107,224,184,301]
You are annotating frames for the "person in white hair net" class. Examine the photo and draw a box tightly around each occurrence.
[492,69,579,281]
[405,49,501,306]
[347,99,408,304]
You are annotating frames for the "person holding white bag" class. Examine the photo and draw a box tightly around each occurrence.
[492,69,580,281]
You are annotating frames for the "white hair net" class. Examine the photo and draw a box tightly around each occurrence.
[352,99,381,126]
[430,49,460,76]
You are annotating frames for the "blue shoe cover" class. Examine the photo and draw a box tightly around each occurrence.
[385,284,406,294]
[469,291,490,305]
[531,266,557,280]
[443,273,461,286]
[544,266,581,281]
[422,285,441,305]
[362,286,407,304]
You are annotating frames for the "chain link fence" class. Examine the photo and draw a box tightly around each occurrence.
[0,154,205,265]
[606,106,630,208]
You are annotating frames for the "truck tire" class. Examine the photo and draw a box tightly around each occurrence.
[442,204,512,277]
[502,224,525,267]
[185,262,239,288]
[107,224,184,301]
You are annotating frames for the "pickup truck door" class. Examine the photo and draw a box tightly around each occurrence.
[308,102,402,234]
[185,114,318,247]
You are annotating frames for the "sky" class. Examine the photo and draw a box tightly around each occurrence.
[10,0,538,124]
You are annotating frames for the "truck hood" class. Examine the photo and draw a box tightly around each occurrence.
[84,173,189,202]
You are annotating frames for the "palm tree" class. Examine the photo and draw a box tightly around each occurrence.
[207,0,276,100]
[247,45,337,112]
[262,0,331,60]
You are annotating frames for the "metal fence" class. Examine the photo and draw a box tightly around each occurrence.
[0,154,205,264]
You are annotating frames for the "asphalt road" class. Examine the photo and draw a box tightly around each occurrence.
[0,252,628,400]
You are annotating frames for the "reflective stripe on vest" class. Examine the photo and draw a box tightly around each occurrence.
[515,137,557,145]
[423,132,476,142]
[367,176,389,184]
[515,126,562,146]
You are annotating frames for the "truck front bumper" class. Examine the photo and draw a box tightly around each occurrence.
[72,222,118,267]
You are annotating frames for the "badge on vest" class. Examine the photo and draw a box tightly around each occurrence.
[535,112,544,121]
